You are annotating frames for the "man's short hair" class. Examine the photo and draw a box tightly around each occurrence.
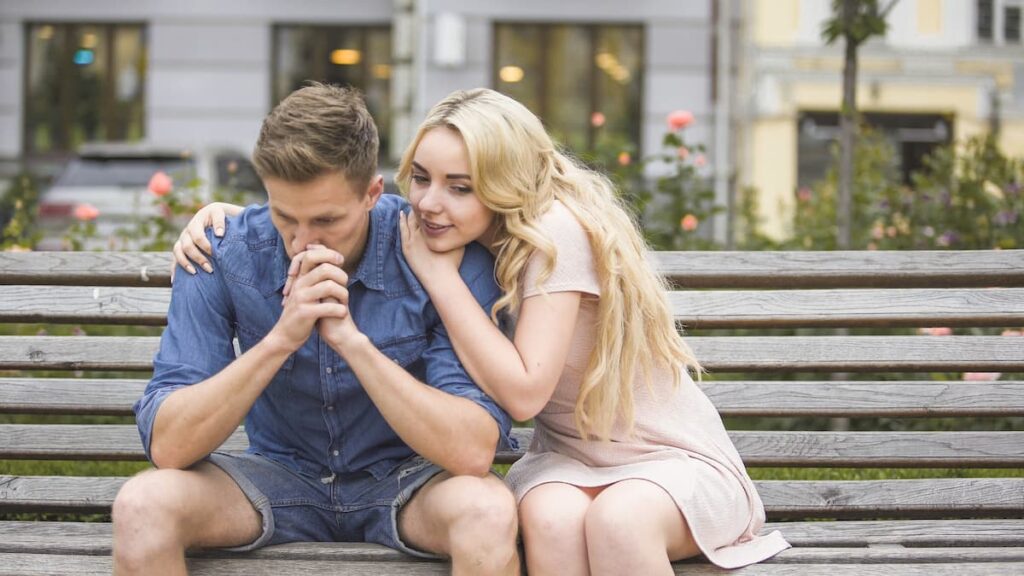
[252,82,379,189]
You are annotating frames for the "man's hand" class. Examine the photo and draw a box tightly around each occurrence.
[270,246,350,352]
[286,245,366,353]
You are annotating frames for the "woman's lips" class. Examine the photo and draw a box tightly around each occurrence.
[421,220,452,237]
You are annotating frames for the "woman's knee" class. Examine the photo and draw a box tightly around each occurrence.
[520,487,588,541]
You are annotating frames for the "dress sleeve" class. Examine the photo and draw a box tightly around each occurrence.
[522,202,600,299]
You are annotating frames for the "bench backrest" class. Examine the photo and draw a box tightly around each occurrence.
[1,250,1023,521]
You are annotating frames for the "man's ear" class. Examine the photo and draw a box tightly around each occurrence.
[363,174,384,210]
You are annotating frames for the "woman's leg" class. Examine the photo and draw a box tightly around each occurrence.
[584,479,700,576]
[519,482,600,576]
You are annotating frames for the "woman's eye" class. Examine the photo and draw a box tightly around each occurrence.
[411,174,428,184]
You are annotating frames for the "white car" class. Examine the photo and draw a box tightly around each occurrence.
[35,142,266,251]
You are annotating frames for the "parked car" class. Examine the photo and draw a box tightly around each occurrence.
[35,142,266,250]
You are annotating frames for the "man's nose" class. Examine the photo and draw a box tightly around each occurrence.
[291,225,317,254]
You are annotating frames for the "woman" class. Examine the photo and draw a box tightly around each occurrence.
[175,88,789,574]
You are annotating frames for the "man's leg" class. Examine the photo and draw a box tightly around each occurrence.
[111,461,262,576]
[398,472,519,576]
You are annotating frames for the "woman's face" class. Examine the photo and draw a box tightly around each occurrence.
[407,127,497,253]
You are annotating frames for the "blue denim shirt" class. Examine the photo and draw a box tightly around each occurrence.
[135,194,514,481]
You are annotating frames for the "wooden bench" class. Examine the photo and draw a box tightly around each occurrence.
[1,249,1023,575]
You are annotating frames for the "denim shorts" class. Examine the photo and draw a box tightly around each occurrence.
[206,451,444,558]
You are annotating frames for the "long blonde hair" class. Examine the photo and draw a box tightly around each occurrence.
[397,89,701,440]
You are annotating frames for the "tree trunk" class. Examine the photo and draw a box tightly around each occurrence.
[837,0,859,250]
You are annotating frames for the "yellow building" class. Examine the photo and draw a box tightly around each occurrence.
[739,0,1024,239]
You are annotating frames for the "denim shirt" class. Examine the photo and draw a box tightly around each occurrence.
[134,194,514,481]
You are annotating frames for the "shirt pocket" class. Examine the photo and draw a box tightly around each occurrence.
[235,324,296,376]
[377,334,428,369]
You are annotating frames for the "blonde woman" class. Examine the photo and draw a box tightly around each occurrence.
[175,88,789,574]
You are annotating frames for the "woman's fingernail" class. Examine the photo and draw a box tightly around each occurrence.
[187,265,196,275]
[202,263,213,273]
[216,227,224,236]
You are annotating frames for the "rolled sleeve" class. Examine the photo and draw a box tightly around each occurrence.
[133,240,238,461]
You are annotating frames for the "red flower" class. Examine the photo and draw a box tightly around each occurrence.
[680,214,699,232]
[72,203,99,221]
[617,151,631,166]
[667,110,694,131]
[148,171,173,197]
[591,112,606,127]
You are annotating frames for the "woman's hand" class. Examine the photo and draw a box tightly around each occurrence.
[171,202,244,278]
[398,211,465,290]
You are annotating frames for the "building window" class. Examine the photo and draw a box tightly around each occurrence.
[977,0,1024,43]
[24,23,146,156]
[978,0,995,40]
[1007,5,1022,42]
[273,25,392,157]
[493,23,643,156]
[797,112,954,188]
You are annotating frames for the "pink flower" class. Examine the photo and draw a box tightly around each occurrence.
[667,110,694,131]
[617,151,631,166]
[693,154,707,168]
[591,112,606,127]
[680,214,699,232]
[886,226,897,238]
[918,327,953,336]
[677,146,690,160]
[963,372,1001,381]
[1002,329,1022,336]
[871,225,884,240]
[148,171,173,197]
[796,187,812,202]
[72,203,100,221]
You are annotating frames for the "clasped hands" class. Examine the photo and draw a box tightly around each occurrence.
[273,244,361,353]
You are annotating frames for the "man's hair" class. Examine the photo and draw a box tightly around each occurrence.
[252,82,379,189]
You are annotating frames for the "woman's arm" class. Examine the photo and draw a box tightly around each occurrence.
[171,202,244,276]
[399,212,581,421]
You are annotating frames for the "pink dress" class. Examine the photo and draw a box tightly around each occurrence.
[505,201,790,569]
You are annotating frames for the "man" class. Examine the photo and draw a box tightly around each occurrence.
[112,84,519,575]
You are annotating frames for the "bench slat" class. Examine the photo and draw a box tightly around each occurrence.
[2,519,1022,556]
[0,377,147,415]
[652,250,1024,288]
[6,378,1022,418]
[3,475,1020,519]
[3,335,1023,372]
[0,286,170,325]
[2,554,1022,576]
[5,251,1024,288]
[670,288,1024,328]
[6,285,1024,329]
[3,425,1022,467]
[702,381,1024,417]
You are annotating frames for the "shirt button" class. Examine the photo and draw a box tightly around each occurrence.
[325,367,333,374]
[332,450,340,456]
[327,405,334,411]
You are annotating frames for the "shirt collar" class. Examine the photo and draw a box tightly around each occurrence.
[271,237,289,294]
[347,205,387,292]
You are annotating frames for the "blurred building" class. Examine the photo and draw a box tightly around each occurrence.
[740,0,1024,238]
[0,0,715,182]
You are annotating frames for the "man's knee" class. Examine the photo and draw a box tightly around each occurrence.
[445,475,518,536]
[113,470,177,530]
[112,470,188,567]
